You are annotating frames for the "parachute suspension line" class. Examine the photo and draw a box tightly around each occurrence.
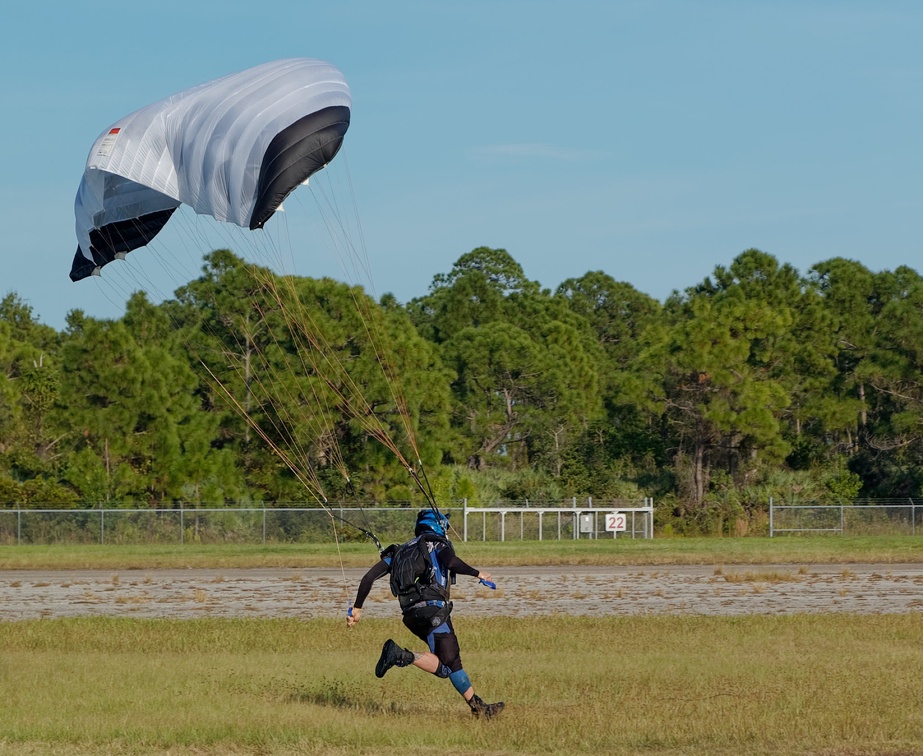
[405,463,438,513]
[87,216,187,322]
[260,256,416,472]
[108,224,363,589]
[101,211,210,312]
[302,159,371,287]
[251,264,401,468]
[246,267,354,483]
[341,154,371,285]
[344,477,385,555]
[82,217,330,500]
[199,357,357,597]
[187,236,415,531]
[152,159,427,512]
[307,173,426,465]
[89,217,330,497]
[198,361,328,503]
[416,458,440,513]
[202,301,300,458]
[192,273,374,594]
[188,263,335,495]
[302,274,432,524]
[92,178,425,528]
[138,211,206,292]
[327,486,384,555]
[323,487,383,618]
[259,240,434,518]
[318,496,351,615]
[161,218,345,493]
[224,257,399,567]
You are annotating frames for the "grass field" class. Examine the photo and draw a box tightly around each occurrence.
[2,537,922,754]
[1,615,922,755]
[1,534,922,571]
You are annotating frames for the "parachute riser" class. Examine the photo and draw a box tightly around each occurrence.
[406,458,445,524]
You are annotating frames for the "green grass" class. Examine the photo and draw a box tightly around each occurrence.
[1,535,921,571]
[3,538,922,753]
[1,615,921,755]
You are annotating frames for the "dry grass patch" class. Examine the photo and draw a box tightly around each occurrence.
[719,569,803,584]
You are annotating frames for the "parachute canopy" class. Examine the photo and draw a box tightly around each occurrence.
[71,58,351,282]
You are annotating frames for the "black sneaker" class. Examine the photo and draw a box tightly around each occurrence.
[468,694,505,720]
[375,639,413,678]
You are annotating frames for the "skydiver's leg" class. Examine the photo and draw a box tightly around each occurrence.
[399,614,446,674]
[400,613,459,680]
[421,619,503,715]
[430,619,504,718]
[393,615,504,718]
[409,650,440,673]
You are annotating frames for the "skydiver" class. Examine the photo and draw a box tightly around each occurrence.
[346,508,504,719]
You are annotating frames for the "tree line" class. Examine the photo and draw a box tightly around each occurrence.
[2,246,921,534]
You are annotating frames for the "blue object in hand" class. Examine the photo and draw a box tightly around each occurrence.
[479,579,497,589]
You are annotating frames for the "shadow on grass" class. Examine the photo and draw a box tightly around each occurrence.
[281,678,405,715]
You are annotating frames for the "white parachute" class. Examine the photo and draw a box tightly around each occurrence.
[71,58,351,281]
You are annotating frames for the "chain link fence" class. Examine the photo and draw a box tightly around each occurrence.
[769,499,923,537]
[0,499,653,546]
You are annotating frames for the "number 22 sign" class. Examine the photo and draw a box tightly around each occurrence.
[605,512,626,532]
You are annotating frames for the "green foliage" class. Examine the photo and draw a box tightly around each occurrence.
[415,248,604,475]
[6,245,923,520]
[0,474,78,509]
[0,294,64,485]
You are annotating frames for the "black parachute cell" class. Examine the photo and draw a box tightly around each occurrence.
[69,209,177,282]
[250,105,351,230]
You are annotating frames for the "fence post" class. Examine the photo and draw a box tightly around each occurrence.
[100,508,105,545]
[180,501,184,545]
[17,507,21,545]
[463,498,468,542]
[769,497,774,538]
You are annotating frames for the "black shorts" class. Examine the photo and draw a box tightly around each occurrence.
[402,607,462,675]
[402,602,452,637]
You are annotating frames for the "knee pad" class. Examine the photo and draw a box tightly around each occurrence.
[449,669,472,694]
[435,663,452,679]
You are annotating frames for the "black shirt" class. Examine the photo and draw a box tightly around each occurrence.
[353,538,479,609]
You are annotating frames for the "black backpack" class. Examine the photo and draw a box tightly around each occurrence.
[387,534,449,611]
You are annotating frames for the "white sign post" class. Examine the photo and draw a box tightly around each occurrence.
[605,511,627,538]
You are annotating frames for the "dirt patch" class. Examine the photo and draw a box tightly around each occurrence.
[2,564,922,620]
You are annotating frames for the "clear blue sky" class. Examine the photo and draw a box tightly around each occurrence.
[2,1,921,330]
